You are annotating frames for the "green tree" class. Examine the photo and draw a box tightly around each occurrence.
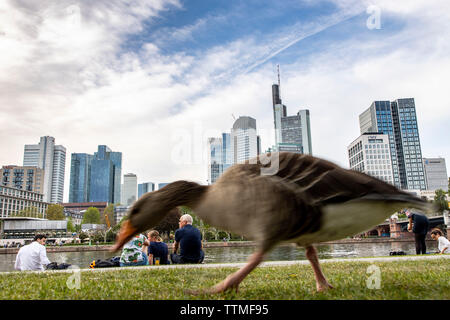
[67,217,76,232]
[82,207,101,224]
[434,189,449,213]
[12,206,40,218]
[79,232,89,241]
[46,204,65,220]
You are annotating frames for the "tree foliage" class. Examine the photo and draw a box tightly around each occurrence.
[67,217,76,232]
[46,204,65,220]
[434,189,449,213]
[11,206,40,218]
[82,207,101,224]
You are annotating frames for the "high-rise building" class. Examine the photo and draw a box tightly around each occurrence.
[231,116,258,164]
[23,136,66,203]
[0,166,45,194]
[138,182,155,198]
[423,158,448,191]
[359,98,426,190]
[348,133,394,185]
[89,145,122,203]
[122,173,137,206]
[271,81,312,154]
[222,133,233,172]
[208,137,223,184]
[69,153,93,203]
[298,110,312,155]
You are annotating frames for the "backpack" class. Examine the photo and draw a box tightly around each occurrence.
[46,262,72,270]
[89,256,121,268]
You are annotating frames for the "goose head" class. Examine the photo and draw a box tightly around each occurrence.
[111,180,207,251]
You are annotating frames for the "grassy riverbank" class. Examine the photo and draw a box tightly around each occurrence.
[0,258,449,300]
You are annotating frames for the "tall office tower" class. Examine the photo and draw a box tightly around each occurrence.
[122,173,137,206]
[69,153,93,203]
[23,136,66,203]
[231,116,258,164]
[271,79,312,154]
[272,83,287,147]
[257,135,261,155]
[89,145,122,203]
[0,166,45,193]
[208,137,223,184]
[138,182,155,198]
[222,133,233,172]
[423,158,448,191]
[359,98,426,190]
[348,133,394,185]
[298,110,312,155]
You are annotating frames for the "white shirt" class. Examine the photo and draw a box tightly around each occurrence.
[14,241,51,271]
[438,236,450,254]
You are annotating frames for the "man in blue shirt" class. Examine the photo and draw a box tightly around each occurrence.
[170,214,204,264]
[406,209,429,254]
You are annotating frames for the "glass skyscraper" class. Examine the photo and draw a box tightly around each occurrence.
[359,98,426,190]
[68,145,122,204]
[138,182,155,198]
[90,145,122,203]
[69,153,93,203]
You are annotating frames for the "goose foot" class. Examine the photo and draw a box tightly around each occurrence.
[316,281,334,292]
[186,251,265,295]
[184,274,241,295]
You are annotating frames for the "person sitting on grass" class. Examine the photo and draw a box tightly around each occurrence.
[147,230,169,265]
[430,228,450,254]
[14,234,51,271]
[119,233,149,267]
[170,214,204,264]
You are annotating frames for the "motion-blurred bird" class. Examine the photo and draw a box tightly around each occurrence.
[112,152,430,293]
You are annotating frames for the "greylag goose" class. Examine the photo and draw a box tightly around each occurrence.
[112,152,430,293]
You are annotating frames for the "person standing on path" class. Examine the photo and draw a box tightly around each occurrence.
[406,209,429,254]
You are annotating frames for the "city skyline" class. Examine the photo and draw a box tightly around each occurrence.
[1,1,449,203]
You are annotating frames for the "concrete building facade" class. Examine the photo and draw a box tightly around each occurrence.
[122,173,137,206]
[0,185,48,219]
[0,166,44,194]
[423,158,448,191]
[348,133,394,185]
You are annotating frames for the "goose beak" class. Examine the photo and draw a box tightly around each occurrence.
[110,220,138,252]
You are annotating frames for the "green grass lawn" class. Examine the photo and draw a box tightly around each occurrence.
[0,259,448,300]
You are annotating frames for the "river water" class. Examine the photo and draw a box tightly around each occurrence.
[0,241,438,272]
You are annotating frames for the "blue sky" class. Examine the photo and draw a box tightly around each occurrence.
[0,0,449,201]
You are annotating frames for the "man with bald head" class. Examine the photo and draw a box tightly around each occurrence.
[170,214,204,264]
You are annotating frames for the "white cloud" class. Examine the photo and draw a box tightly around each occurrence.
[0,0,449,204]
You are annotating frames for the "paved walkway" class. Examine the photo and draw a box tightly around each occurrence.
[2,254,449,275]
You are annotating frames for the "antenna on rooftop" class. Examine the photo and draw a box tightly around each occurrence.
[231,114,236,121]
[277,64,280,87]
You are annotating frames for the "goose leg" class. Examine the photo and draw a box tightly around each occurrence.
[305,245,334,292]
[212,250,265,293]
[189,251,265,295]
